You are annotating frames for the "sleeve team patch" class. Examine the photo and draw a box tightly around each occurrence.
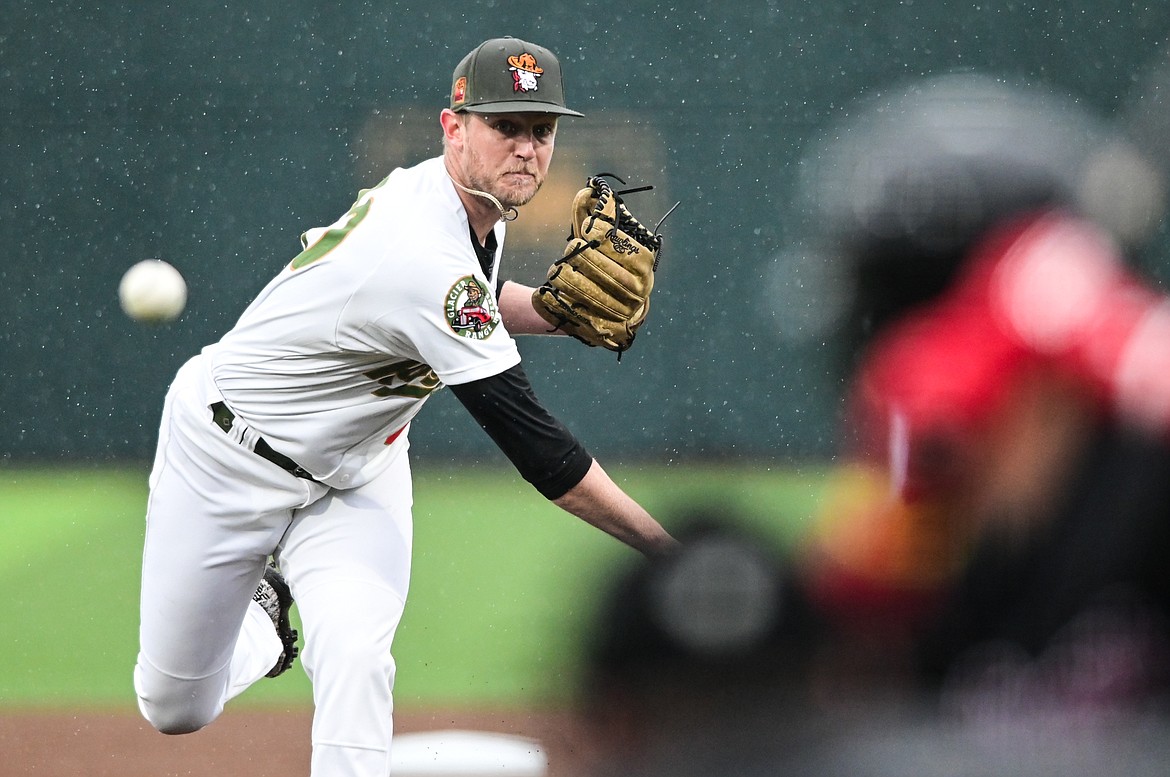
[445,276,500,339]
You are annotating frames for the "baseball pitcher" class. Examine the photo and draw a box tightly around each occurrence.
[134,37,677,777]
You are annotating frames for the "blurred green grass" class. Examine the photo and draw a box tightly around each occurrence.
[0,461,826,711]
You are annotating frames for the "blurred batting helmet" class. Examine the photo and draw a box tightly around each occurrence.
[798,73,1116,348]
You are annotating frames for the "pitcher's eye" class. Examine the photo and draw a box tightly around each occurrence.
[481,116,520,137]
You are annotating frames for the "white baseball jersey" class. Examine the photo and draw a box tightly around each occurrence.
[203,156,522,489]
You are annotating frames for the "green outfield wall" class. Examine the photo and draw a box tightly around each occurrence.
[4,0,1169,464]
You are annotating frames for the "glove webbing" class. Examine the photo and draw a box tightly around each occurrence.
[586,176,665,269]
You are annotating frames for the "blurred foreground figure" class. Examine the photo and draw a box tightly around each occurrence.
[574,519,843,777]
[574,519,1170,777]
[794,73,1170,725]
[571,72,1170,777]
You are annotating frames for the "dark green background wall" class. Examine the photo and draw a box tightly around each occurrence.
[4,1,1169,464]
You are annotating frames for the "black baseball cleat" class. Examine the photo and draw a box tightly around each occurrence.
[252,562,299,678]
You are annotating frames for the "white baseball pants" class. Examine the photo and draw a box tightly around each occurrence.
[135,355,413,776]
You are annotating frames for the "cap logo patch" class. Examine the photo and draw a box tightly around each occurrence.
[445,276,500,339]
[452,76,467,106]
[507,52,544,94]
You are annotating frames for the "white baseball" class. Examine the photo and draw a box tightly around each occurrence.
[119,259,188,323]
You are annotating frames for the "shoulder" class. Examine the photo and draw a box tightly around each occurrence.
[371,158,456,205]
[361,159,467,240]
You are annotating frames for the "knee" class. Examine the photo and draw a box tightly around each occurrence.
[146,707,212,736]
[138,684,218,735]
[134,659,222,735]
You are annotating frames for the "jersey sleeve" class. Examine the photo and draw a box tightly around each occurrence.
[449,363,594,499]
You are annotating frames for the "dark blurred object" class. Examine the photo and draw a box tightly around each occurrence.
[574,517,836,777]
[578,517,822,712]
[571,513,1170,777]
[919,422,1170,712]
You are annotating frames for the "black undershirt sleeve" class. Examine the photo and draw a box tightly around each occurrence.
[448,363,594,500]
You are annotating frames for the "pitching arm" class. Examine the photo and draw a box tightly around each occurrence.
[449,363,676,556]
[552,459,679,557]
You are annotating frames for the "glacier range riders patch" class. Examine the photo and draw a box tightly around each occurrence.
[445,276,499,339]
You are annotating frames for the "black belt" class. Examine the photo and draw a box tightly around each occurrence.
[210,401,318,482]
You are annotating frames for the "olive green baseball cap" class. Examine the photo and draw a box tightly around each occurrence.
[450,37,584,117]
